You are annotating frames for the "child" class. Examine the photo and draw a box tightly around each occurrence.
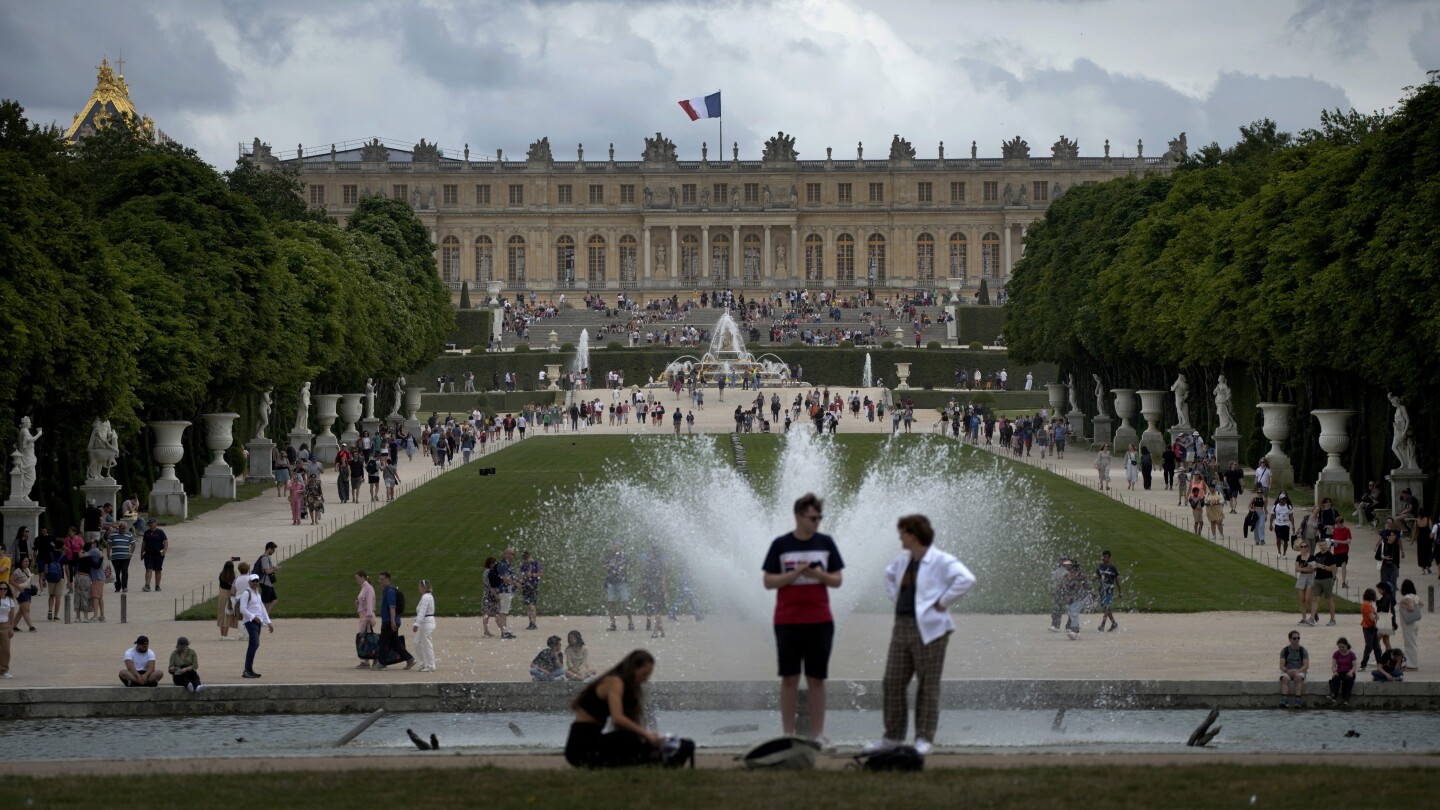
[1358,588,1380,670]
[1329,637,1357,705]
[564,630,595,681]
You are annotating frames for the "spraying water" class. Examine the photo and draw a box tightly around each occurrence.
[571,329,590,380]
[662,311,792,386]
[862,353,873,388]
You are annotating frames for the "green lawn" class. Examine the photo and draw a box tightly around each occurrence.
[183,433,1311,620]
[9,765,1439,809]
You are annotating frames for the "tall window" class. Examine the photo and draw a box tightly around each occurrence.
[507,235,526,283]
[474,236,494,282]
[806,183,821,204]
[309,184,326,206]
[1032,180,1049,202]
[744,183,760,203]
[620,184,635,204]
[680,235,700,286]
[713,184,729,205]
[392,184,408,202]
[838,183,853,203]
[868,182,884,203]
[556,236,576,285]
[804,234,823,282]
[440,235,460,284]
[743,234,762,283]
[476,184,492,205]
[836,234,855,284]
[950,181,965,203]
[917,182,933,203]
[711,233,731,283]
[982,181,998,202]
[619,235,638,287]
[948,233,967,278]
[342,185,358,205]
[682,184,697,205]
[587,235,606,283]
[867,234,887,284]
[916,233,934,283]
[508,184,524,205]
[589,184,604,205]
[981,232,1000,278]
[442,184,458,206]
[557,184,573,205]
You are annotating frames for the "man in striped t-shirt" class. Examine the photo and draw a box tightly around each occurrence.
[106,524,134,593]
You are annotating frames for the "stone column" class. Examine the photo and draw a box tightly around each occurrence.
[790,226,799,283]
[1110,389,1138,453]
[1002,223,1012,283]
[147,420,191,520]
[643,226,652,280]
[313,394,341,463]
[200,412,239,499]
[1256,402,1296,491]
[1136,390,1166,457]
[763,225,773,280]
[670,225,679,284]
[701,224,710,284]
[1312,409,1356,508]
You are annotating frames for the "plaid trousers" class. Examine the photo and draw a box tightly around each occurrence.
[882,614,949,742]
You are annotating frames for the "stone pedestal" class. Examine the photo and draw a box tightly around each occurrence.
[546,363,562,392]
[1256,402,1296,491]
[944,305,957,345]
[1387,469,1425,519]
[895,362,912,391]
[359,417,383,441]
[1092,414,1114,450]
[0,502,44,554]
[147,420,190,520]
[245,438,276,483]
[1312,409,1356,508]
[387,414,405,432]
[403,387,425,437]
[338,393,363,446]
[79,477,122,514]
[1136,390,1166,457]
[314,394,341,463]
[200,412,239,500]
[288,429,314,457]
[1111,389,1138,454]
[1067,410,1087,442]
[1213,428,1241,470]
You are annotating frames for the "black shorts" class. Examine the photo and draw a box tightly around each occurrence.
[774,622,834,680]
[143,554,164,571]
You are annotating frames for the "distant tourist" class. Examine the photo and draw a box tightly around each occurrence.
[495,548,518,640]
[762,493,845,749]
[1278,630,1309,708]
[119,635,164,687]
[412,579,436,672]
[168,636,205,693]
[864,514,975,758]
[1328,637,1356,705]
[1055,559,1091,640]
[216,560,239,641]
[565,650,661,768]
[565,630,595,681]
[520,551,543,631]
[1095,551,1121,632]
[7,557,36,632]
[531,635,566,681]
[603,542,635,632]
[640,542,667,639]
[1372,648,1406,682]
[141,518,168,592]
[355,570,375,667]
[1093,445,1111,491]
[238,574,275,678]
[254,542,278,609]
[376,571,416,670]
[0,581,17,678]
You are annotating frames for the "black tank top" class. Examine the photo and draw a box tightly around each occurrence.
[576,687,609,723]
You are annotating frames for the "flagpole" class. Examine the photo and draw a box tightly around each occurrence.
[719,118,723,162]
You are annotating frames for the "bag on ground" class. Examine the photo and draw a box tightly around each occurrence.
[856,746,924,772]
[356,631,379,661]
[739,736,816,770]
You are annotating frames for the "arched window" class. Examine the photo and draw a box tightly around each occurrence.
[587,235,606,284]
[981,231,1000,278]
[681,234,700,286]
[474,235,494,283]
[556,235,576,286]
[743,234,762,284]
[804,234,824,282]
[948,232,967,279]
[867,233,886,285]
[915,233,934,284]
[440,235,461,284]
[507,235,526,283]
[619,235,638,287]
[711,233,730,284]
[836,234,854,284]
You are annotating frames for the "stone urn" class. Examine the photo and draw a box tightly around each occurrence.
[200,412,239,499]
[1110,388,1138,453]
[893,326,904,344]
[1045,383,1067,415]
[314,394,341,464]
[1257,402,1297,490]
[487,280,502,307]
[147,420,191,519]
[403,386,425,436]
[1313,409,1356,507]
[895,362,912,391]
[338,393,363,445]
[546,363,562,391]
[548,330,560,352]
[1136,390,1166,456]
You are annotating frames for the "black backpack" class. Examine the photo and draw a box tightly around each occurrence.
[393,587,406,618]
[856,746,924,772]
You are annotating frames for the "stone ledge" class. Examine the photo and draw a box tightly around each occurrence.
[3,679,1438,719]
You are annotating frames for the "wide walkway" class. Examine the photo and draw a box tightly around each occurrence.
[2,396,1432,689]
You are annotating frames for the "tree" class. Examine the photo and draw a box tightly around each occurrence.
[976,278,990,306]
[459,279,471,309]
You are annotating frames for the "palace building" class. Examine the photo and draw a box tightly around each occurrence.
[247,130,1183,300]
[66,58,168,145]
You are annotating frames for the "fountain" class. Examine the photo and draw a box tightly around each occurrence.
[861,353,873,388]
[662,311,794,387]
[571,328,590,385]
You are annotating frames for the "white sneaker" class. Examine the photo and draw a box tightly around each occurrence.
[811,735,834,752]
[1066,630,1079,640]
[194,684,207,693]
[863,738,903,755]
[0,673,12,679]
[913,739,934,756]
[185,683,195,693]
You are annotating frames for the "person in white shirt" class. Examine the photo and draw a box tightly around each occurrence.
[118,635,163,687]
[238,574,274,678]
[865,514,977,758]
[1254,458,1272,495]
[411,579,437,672]
[0,582,17,678]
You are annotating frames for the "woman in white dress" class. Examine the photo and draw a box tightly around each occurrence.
[411,579,437,672]
[1124,444,1139,490]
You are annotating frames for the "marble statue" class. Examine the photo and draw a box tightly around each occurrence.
[1214,376,1235,431]
[1389,392,1419,470]
[364,378,376,419]
[391,376,406,417]
[1091,374,1107,416]
[667,186,677,207]
[776,245,787,275]
[255,388,273,440]
[13,416,41,501]
[85,418,119,480]
[789,185,798,205]
[1170,374,1191,427]
[1067,374,1080,413]
[293,381,311,430]
[643,187,653,206]
[655,245,667,275]
[762,186,773,206]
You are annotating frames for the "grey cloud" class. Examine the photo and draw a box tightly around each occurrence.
[1286,0,1430,59]
[1411,10,1440,71]
[1201,71,1350,139]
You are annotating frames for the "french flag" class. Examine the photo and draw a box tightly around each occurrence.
[678,91,722,121]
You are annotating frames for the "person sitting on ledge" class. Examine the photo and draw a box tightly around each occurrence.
[119,635,163,687]
[565,650,661,768]
[531,635,566,681]
[1372,648,1406,682]
[168,636,206,693]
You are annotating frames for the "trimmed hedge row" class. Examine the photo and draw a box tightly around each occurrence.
[448,309,492,349]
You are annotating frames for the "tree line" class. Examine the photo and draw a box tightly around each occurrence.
[0,101,454,523]
[1004,77,1440,488]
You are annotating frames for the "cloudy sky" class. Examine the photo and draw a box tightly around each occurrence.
[2,0,1435,169]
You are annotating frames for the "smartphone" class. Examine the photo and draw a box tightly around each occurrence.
[808,561,823,570]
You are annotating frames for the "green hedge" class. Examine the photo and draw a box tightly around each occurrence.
[448,309,492,348]
[418,348,1056,390]
[955,305,1006,344]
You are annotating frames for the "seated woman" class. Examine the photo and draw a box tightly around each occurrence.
[565,630,595,681]
[168,636,205,693]
[1372,648,1406,682]
[531,636,566,682]
[565,649,660,768]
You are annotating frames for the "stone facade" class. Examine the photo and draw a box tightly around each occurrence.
[252,132,1176,298]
